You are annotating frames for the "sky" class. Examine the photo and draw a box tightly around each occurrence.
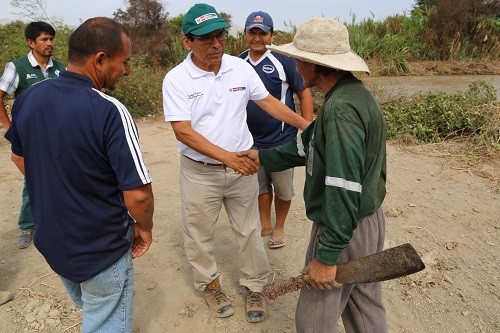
[0,0,416,31]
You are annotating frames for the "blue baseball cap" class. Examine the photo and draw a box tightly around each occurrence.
[182,3,231,36]
[245,11,273,32]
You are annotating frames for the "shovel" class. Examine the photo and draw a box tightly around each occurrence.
[262,243,425,300]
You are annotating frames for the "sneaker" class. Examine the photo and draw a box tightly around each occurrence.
[245,287,266,323]
[203,278,234,318]
[17,231,33,249]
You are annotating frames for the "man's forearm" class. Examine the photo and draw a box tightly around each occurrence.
[171,121,232,163]
[124,184,154,231]
[255,95,311,131]
[297,88,314,122]
[170,121,259,174]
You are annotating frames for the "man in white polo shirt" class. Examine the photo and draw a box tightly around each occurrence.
[162,3,310,324]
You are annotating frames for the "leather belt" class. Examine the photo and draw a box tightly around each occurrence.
[183,155,224,167]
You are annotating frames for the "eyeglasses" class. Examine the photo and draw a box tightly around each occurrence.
[192,30,228,45]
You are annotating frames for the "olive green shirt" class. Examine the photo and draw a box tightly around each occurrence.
[259,73,387,264]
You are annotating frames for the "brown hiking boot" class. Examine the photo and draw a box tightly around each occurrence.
[245,287,266,323]
[203,278,234,318]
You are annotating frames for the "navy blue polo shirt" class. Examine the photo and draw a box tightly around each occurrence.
[6,71,152,283]
[240,50,306,148]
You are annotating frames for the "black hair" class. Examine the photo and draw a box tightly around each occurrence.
[68,17,129,65]
[24,21,56,41]
[314,64,339,76]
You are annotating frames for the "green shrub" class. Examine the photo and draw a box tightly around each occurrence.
[0,21,27,67]
[106,59,167,117]
[383,80,498,147]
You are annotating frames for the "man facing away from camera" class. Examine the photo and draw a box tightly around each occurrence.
[162,3,310,324]
[5,17,154,333]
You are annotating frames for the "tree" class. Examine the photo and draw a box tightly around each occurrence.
[413,0,500,17]
[421,0,500,59]
[10,0,63,26]
[412,0,437,15]
[113,0,172,66]
[413,0,437,10]
[220,12,232,25]
[0,21,26,67]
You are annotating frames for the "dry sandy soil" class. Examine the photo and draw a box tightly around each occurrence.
[0,116,498,333]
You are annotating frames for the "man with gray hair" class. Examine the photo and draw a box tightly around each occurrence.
[242,17,388,332]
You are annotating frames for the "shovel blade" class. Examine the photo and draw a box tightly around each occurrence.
[336,243,425,284]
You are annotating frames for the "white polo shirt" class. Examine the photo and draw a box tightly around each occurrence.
[162,53,269,164]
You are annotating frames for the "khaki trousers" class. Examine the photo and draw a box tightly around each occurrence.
[296,208,387,333]
[179,156,270,292]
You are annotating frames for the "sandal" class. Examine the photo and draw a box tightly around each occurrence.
[261,229,272,237]
[268,235,287,249]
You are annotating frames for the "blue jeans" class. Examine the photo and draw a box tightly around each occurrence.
[60,249,134,333]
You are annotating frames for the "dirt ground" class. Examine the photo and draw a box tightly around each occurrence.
[0,113,498,332]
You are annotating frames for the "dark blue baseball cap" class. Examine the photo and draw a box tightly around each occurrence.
[245,11,273,32]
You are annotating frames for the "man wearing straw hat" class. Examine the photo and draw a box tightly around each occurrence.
[241,18,388,332]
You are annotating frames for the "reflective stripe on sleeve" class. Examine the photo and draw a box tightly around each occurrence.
[325,176,362,193]
[297,134,305,157]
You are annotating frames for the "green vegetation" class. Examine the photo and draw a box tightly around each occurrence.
[2,0,498,72]
[346,0,500,75]
[107,57,166,118]
[382,80,499,154]
[0,0,498,155]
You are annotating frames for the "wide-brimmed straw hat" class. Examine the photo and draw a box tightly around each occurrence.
[267,17,370,74]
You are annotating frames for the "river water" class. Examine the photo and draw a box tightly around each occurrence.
[364,75,500,100]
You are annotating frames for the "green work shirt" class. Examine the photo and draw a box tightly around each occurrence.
[259,73,387,264]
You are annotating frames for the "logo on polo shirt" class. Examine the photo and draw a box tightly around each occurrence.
[229,87,246,92]
[262,65,275,74]
[187,92,203,99]
[55,70,61,76]
[26,73,38,79]
[195,13,218,24]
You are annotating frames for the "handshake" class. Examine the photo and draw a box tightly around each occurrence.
[227,149,260,176]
